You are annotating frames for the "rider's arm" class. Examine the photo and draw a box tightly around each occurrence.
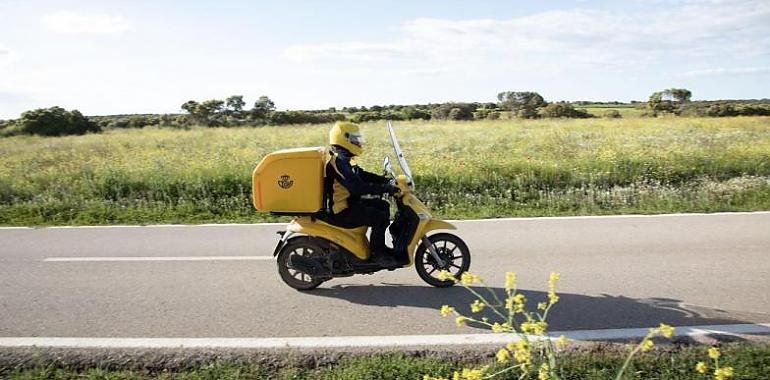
[358,168,389,184]
[333,156,394,195]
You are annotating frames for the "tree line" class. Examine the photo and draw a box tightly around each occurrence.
[2,89,769,137]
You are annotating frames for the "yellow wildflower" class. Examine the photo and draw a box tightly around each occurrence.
[491,322,511,333]
[423,376,447,380]
[695,362,708,374]
[506,294,527,313]
[659,323,674,338]
[456,316,467,327]
[496,348,510,363]
[521,321,548,335]
[505,271,517,291]
[538,363,550,380]
[460,272,481,285]
[453,372,460,380]
[556,335,568,348]
[714,367,734,380]
[640,338,654,352]
[459,367,485,380]
[438,270,456,282]
[537,302,547,310]
[506,342,515,351]
[547,291,559,305]
[548,272,560,289]
[513,340,531,364]
[708,347,721,360]
[470,300,485,313]
[440,305,455,317]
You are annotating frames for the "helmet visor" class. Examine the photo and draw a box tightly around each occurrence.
[348,132,364,147]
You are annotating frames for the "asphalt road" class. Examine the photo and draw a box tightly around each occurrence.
[1,212,769,339]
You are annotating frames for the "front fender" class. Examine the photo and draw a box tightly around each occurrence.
[423,219,456,233]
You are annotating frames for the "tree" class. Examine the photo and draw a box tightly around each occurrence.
[225,95,245,117]
[497,91,547,118]
[648,88,691,116]
[17,107,100,136]
[251,96,276,120]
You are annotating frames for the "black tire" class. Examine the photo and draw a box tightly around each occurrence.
[276,237,325,291]
[415,233,471,287]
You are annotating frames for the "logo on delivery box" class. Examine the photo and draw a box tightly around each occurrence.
[278,174,294,189]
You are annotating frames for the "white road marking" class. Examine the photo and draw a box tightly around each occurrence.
[43,256,275,262]
[2,211,768,230]
[1,323,768,349]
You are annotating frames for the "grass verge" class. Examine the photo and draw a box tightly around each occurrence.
[2,344,769,379]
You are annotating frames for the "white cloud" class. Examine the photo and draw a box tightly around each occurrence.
[682,67,770,77]
[43,10,131,35]
[284,0,770,73]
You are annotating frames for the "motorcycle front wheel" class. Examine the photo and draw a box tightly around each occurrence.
[415,233,471,287]
[276,237,325,291]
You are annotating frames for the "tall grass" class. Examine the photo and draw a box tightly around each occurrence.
[1,117,768,225]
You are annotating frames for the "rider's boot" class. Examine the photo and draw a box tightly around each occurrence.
[371,249,399,268]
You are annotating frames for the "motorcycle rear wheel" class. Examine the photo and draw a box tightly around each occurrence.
[415,233,470,287]
[277,238,325,291]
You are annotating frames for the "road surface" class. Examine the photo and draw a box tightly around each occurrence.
[1,212,769,343]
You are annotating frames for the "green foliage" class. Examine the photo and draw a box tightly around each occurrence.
[541,102,594,119]
[603,110,622,118]
[430,103,476,120]
[497,91,547,119]
[269,110,345,125]
[16,107,100,136]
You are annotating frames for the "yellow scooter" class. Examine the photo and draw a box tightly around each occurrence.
[268,122,471,290]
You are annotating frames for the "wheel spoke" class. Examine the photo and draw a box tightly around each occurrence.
[427,267,437,275]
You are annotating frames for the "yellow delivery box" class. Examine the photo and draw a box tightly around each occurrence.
[252,147,326,213]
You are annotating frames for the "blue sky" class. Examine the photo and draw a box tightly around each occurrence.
[1,0,769,118]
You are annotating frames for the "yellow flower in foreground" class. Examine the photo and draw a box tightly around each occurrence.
[496,347,510,363]
[470,300,485,313]
[695,362,708,374]
[460,272,481,285]
[440,305,455,317]
[547,291,559,305]
[640,338,654,352]
[651,323,675,338]
[506,294,527,313]
[438,270,456,282]
[456,316,467,327]
[423,376,447,380]
[521,321,548,335]
[714,367,734,380]
[708,347,721,360]
[548,272,560,289]
[505,271,517,291]
[538,363,550,380]
[458,367,485,380]
[512,340,531,364]
[556,335,568,348]
[537,302,547,310]
[491,322,511,333]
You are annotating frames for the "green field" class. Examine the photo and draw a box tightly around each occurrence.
[1,117,769,226]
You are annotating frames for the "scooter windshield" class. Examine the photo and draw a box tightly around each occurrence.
[386,120,414,189]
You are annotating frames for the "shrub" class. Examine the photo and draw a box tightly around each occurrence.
[541,102,594,118]
[603,110,622,118]
[17,107,100,136]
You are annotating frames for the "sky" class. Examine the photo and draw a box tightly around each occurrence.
[1,0,769,118]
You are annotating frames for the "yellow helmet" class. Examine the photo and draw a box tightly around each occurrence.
[329,121,364,156]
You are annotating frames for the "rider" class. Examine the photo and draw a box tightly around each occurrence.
[324,121,399,266]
